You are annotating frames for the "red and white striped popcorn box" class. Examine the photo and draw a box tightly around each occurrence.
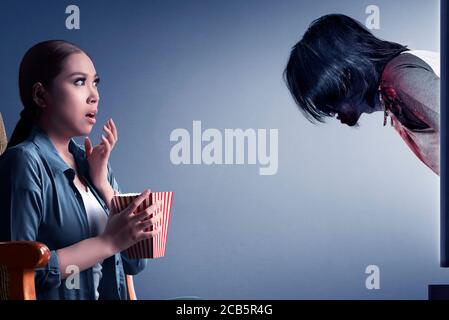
[111,191,174,259]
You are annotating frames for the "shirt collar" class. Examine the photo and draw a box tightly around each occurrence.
[28,124,88,177]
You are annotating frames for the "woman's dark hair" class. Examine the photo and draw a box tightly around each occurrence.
[7,40,86,149]
[283,14,409,123]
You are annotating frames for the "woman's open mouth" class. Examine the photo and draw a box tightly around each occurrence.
[85,112,96,124]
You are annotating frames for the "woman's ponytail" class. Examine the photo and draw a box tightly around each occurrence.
[6,107,40,149]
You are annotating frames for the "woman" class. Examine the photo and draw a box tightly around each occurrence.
[284,14,440,175]
[0,40,163,299]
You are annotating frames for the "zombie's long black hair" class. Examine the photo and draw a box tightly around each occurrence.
[283,14,409,123]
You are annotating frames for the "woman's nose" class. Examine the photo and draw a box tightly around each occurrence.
[88,87,100,103]
[88,94,99,104]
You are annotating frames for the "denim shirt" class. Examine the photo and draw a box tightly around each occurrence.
[0,124,147,299]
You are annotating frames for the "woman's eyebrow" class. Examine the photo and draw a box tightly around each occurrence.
[68,72,99,78]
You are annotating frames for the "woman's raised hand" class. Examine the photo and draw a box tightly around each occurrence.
[85,118,118,191]
[100,189,164,254]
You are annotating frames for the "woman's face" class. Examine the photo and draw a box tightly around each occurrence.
[43,52,100,137]
[328,99,373,127]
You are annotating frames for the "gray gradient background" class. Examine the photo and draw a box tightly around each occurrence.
[0,0,443,299]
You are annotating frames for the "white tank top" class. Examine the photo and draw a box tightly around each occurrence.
[75,183,108,300]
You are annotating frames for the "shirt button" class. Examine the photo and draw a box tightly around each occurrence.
[116,260,119,266]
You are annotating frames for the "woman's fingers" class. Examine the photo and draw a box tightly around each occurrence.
[124,189,151,215]
[103,124,116,147]
[109,118,118,142]
[136,218,162,232]
[131,201,163,223]
[136,211,163,228]
[101,134,111,155]
[138,226,163,241]
[84,136,93,158]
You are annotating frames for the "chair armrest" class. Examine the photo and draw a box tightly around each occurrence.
[0,241,50,268]
[0,241,50,300]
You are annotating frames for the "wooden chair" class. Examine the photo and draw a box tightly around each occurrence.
[0,112,136,300]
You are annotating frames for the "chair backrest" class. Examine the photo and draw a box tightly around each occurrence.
[0,112,7,155]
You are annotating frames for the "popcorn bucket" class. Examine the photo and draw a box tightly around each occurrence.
[112,191,174,259]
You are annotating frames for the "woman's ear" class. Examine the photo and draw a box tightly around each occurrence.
[32,82,47,109]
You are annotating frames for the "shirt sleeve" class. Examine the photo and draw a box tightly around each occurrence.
[388,60,440,132]
[1,148,62,291]
[106,162,148,274]
[107,162,122,194]
[120,250,148,275]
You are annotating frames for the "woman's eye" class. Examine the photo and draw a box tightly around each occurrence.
[325,104,337,116]
[74,78,100,87]
[74,78,85,86]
